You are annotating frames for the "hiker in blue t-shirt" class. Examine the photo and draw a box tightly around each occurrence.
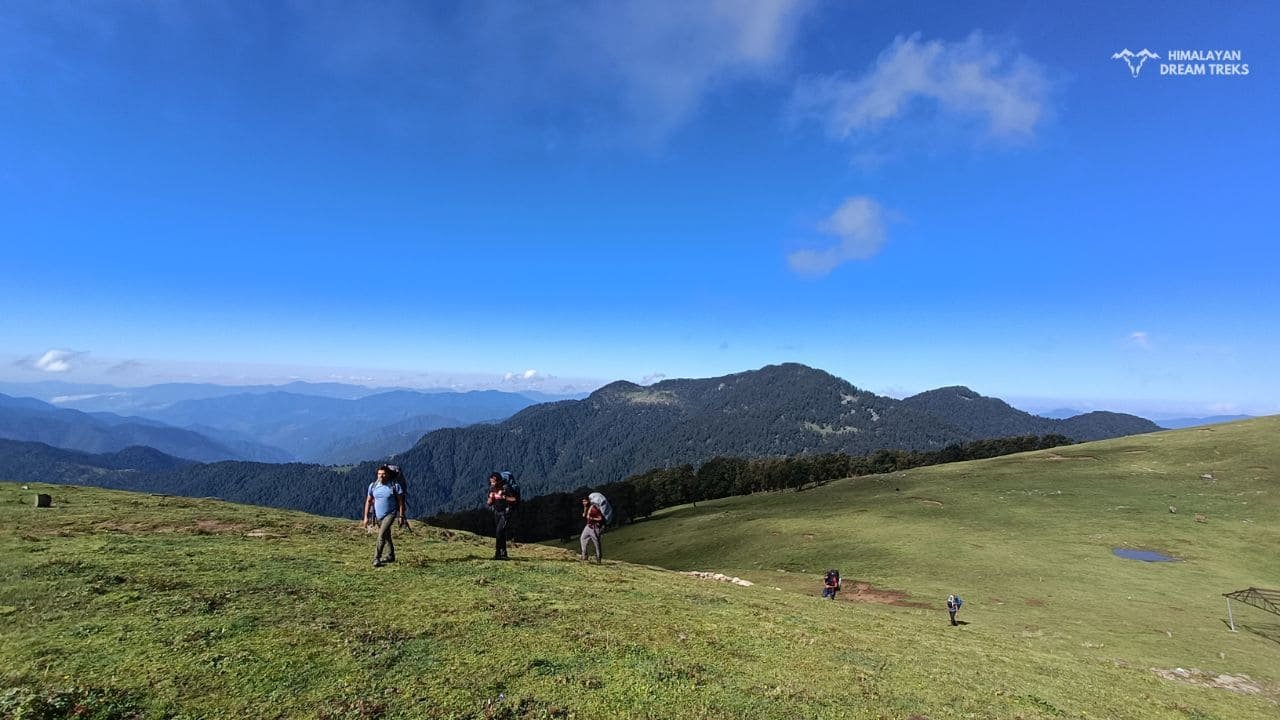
[363,465,407,568]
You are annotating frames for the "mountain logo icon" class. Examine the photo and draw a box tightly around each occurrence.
[1112,48,1160,78]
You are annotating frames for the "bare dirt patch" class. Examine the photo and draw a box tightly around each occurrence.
[93,518,250,535]
[1153,667,1267,696]
[194,519,248,534]
[1026,598,1045,607]
[94,520,175,534]
[1034,453,1098,461]
[839,580,930,608]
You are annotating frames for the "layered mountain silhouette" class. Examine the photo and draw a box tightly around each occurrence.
[0,393,289,462]
[0,383,545,463]
[1,364,1161,518]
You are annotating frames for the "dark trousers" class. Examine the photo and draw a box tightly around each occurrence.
[948,610,957,626]
[494,511,509,557]
[375,514,396,561]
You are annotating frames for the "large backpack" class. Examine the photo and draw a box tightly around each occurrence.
[587,491,613,525]
[387,465,407,495]
[825,569,841,588]
[499,470,520,503]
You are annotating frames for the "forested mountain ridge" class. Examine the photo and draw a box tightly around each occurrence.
[0,364,1162,518]
[389,364,1159,513]
[899,385,1159,441]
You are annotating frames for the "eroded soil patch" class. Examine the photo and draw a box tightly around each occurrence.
[1153,667,1268,696]
[839,580,930,608]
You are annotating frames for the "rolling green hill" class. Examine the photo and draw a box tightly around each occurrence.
[0,432,1272,718]
[587,417,1280,714]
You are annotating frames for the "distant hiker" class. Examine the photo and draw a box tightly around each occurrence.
[486,471,519,560]
[363,465,407,568]
[580,496,606,563]
[946,594,963,625]
[822,569,841,599]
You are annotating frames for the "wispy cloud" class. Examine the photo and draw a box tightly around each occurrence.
[106,359,145,375]
[1129,331,1152,350]
[29,349,84,373]
[788,196,889,276]
[792,32,1049,144]
[294,0,813,144]
[640,373,667,385]
[5,1,813,146]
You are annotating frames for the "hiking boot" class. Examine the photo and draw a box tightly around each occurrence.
[385,556,396,564]
[373,560,385,568]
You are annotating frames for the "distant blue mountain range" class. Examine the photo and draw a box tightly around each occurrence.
[0,381,581,463]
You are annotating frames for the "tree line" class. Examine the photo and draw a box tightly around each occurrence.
[425,434,1073,542]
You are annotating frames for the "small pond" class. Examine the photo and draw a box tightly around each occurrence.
[1112,548,1179,562]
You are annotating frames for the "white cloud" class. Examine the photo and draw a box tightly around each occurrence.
[568,0,810,139]
[1129,331,1151,350]
[6,1,814,146]
[503,369,553,384]
[641,373,667,385]
[788,196,889,276]
[292,0,812,144]
[33,349,82,373]
[793,32,1048,143]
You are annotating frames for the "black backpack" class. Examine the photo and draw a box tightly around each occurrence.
[825,569,841,587]
[386,465,408,496]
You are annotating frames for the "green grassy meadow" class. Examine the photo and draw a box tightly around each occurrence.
[3,418,1278,718]
[590,417,1280,714]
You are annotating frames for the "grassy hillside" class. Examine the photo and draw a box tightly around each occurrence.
[591,417,1280,715]
[2,419,1276,719]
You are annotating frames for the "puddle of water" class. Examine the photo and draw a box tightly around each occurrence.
[1113,548,1178,562]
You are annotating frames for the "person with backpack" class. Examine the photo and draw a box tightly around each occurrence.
[486,471,518,560]
[579,495,606,563]
[362,465,406,568]
[822,569,841,599]
[946,593,963,625]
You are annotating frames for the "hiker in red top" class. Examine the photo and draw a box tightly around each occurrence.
[486,472,518,560]
[580,496,605,563]
[822,569,841,599]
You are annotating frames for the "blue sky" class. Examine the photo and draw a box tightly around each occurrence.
[2,1,1276,417]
